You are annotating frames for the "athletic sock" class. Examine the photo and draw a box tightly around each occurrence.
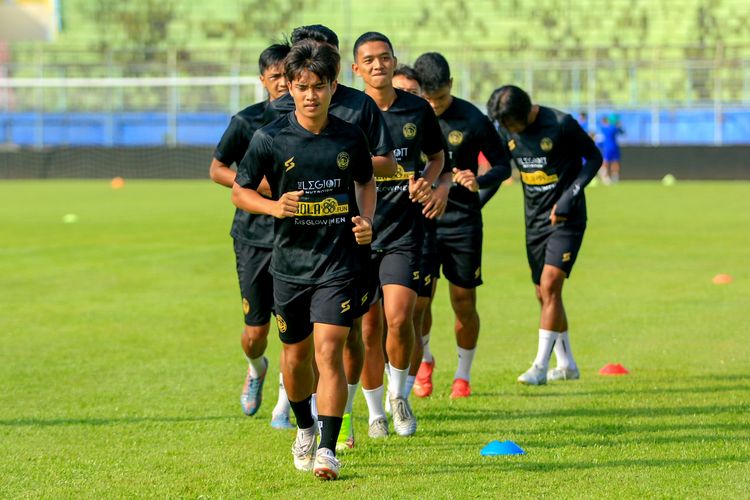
[289,395,314,429]
[362,385,387,424]
[388,363,408,399]
[405,375,416,398]
[310,393,318,420]
[554,331,577,370]
[317,415,343,456]
[422,333,433,363]
[344,382,359,414]
[454,346,476,381]
[272,373,291,416]
[247,355,266,378]
[534,329,558,370]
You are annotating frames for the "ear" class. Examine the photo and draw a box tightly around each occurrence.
[351,62,359,76]
[448,77,453,91]
[331,79,338,94]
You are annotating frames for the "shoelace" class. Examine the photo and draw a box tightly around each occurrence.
[292,432,315,456]
[393,399,410,421]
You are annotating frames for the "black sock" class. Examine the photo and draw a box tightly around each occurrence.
[289,396,314,430]
[317,415,343,454]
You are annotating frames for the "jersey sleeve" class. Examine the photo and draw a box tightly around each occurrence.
[475,117,511,189]
[554,115,603,217]
[235,130,273,190]
[213,116,251,166]
[361,94,395,156]
[420,106,445,157]
[352,131,375,184]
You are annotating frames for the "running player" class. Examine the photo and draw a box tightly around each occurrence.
[413,52,511,399]
[232,41,376,480]
[486,85,602,385]
[352,32,446,437]
[209,43,294,428]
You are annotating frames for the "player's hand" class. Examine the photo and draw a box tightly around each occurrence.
[409,176,433,204]
[423,182,449,219]
[550,204,568,225]
[273,190,303,218]
[452,168,479,192]
[352,216,373,245]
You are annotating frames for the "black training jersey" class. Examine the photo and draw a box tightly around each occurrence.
[373,89,446,251]
[268,83,394,156]
[436,97,509,232]
[236,113,373,285]
[497,106,599,232]
[214,101,273,248]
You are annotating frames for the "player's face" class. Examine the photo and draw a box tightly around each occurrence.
[259,63,287,101]
[353,41,396,90]
[422,83,453,117]
[392,75,421,96]
[289,70,336,122]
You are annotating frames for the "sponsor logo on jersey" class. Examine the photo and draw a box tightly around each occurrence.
[276,314,287,333]
[296,196,349,217]
[297,178,342,193]
[376,164,413,182]
[340,299,351,313]
[337,152,350,170]
[562,252,572,263]
[242,297,250,315]
[520,170,559,185]
[541,137,554,152]
[508,139,516,151]
[448,130,464,146]
[284,156,296,172]
[403,122,417,139]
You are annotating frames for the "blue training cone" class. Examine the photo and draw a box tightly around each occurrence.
[481,440,526,456]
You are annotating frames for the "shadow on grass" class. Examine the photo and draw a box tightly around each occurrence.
[0,415,236,427]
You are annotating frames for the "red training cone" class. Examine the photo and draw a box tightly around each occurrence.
[599,363,630,375]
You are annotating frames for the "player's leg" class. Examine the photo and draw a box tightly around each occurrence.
[361,297,388,438]
[610,158,621,183]
[413,260,437,397]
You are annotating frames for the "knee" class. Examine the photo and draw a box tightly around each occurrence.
[386,311,413,335]
[244,324,269,342]
[315,340,343,368]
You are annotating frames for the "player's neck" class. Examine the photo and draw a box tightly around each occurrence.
[365,84,397,111]
[294,110,329,135]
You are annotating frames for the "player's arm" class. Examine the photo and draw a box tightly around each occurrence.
[423,171,452,219]
[372,151,398,178]
[552,116,603,221]
[410,108,446,203]
[209,157,236,187]
[352,175,376,245]
[362,93,398,178]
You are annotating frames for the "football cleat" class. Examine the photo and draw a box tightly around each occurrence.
[313,448,341,480]
[413,358,435,398]
[450,378,472,399]
[271,411,295,430]
[517,364,547,385]
[335,413,355,451]
[547,366,580,382]
[240,357,268,416]
[368,417,389,439]
[390,396,417,437]
[291,426,318,472]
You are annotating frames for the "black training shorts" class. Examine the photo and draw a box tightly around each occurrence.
[234,239,273,326]
[526,225,586,285]
[435,227,483,289]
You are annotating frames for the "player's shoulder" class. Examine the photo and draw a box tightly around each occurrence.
[255,114,293,142]
[539,106,574,127]
[327,114,367,141]
[451,96,484,117]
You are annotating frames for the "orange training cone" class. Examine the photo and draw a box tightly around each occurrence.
[599,363,629,375]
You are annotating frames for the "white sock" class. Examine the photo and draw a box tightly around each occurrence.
[310,393,318,420]
[388,363,409,399]
[534,329,558,370]
[454,346,476,381]
[247,355,266,378]
[422,333,433,363]
[344,382,358,414]
[363,385,386,424]
[405,375,416,398]
[554,331,577,370]
[272,373,291,416]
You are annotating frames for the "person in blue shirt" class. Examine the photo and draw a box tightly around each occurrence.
[598,114,624,183]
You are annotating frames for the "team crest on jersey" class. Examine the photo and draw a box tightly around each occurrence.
[336,152,350,170]
[540,138,553,152]
[448,130,464,146]
[242,298,250,315]
[508,139,516,151]
[403,123,417,139]
[285,157,296,172]
[276,314,287,333]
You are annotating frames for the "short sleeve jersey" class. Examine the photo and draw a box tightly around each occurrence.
[214,101,273,248]
[268,83,394,156]
[373,89,446,251]
[236,113,374,285]
[497,106,594,232]
[436,97,509,232]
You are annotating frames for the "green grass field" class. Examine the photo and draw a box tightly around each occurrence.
[1,179,749,497]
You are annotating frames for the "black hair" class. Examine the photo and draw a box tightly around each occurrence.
[393,65,421,86]
[258,43,291,74]
[486,85,532,126]
[352,31,394,60]
[413,52,451,93]
[284,39,340,85]
[290,24,339,49]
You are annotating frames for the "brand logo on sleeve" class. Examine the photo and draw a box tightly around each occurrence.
[285,157,296,172]
[508,139,516,151]
[540,138,553,152]
[403,123,417,139]
[448,130,464,146]
[336,152,350,170]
